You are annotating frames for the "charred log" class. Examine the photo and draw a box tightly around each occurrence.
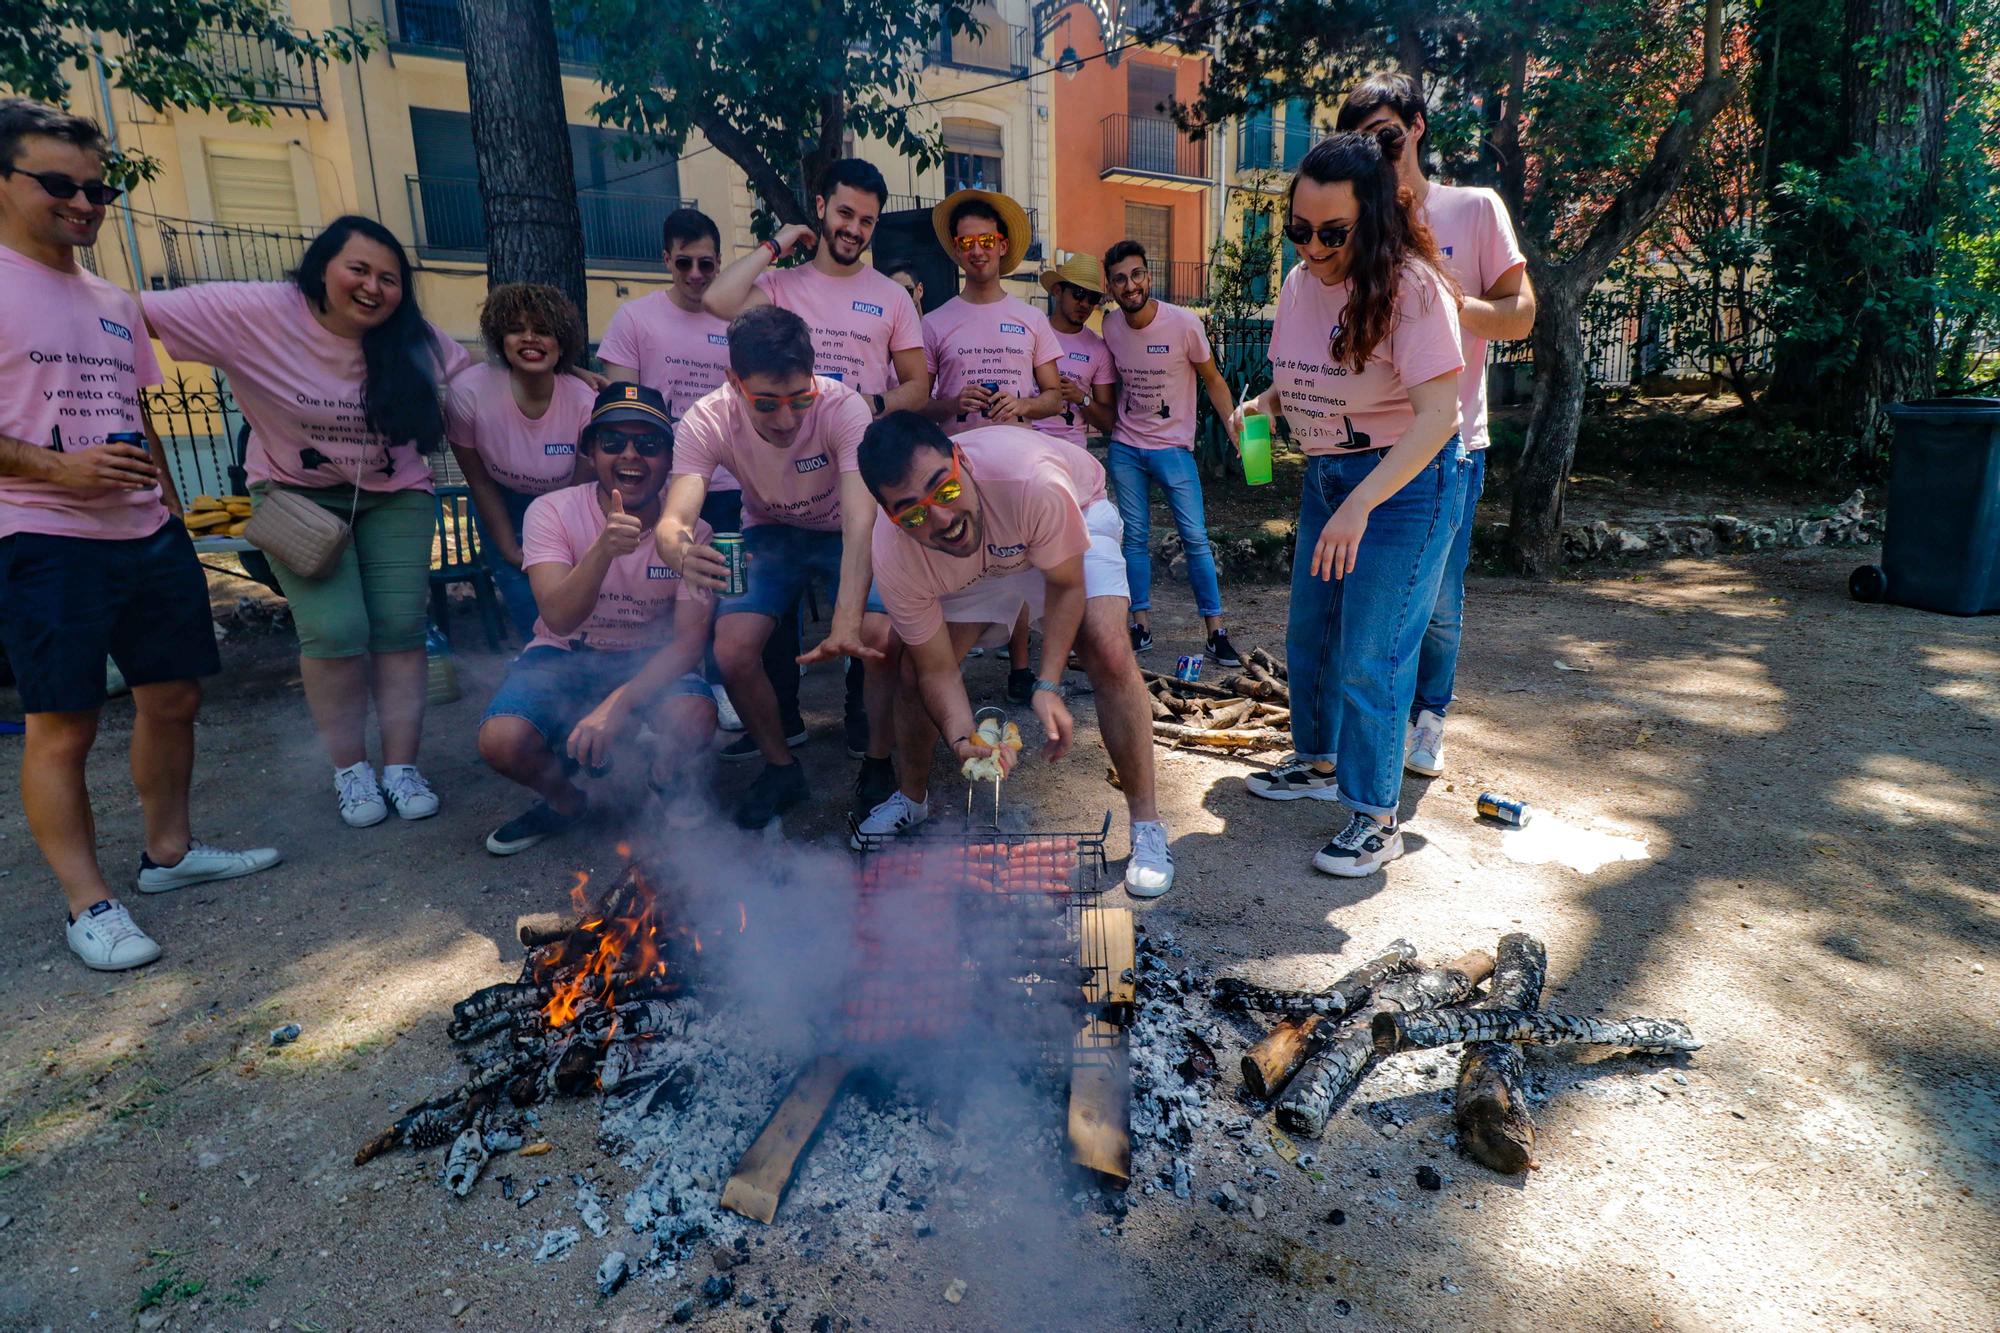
[1235,941,1420,1100]
[1454,933,1548,1175]
[1375,1008,1702,1057]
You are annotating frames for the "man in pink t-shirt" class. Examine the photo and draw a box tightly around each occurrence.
[0,98,278,972]
[851,414,1175,895]
[476,382,717,856]
[1338,72,1536,778]
[1034,255,1117,450]
[1100,240,1247,669]
[654,306,895,830]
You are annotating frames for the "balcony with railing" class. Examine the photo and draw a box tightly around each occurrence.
[925,20,1030,74]
[1100,115,1209,190]
[406,176,686,270]
[159,219,319,285]
[389,0,601,66]
[192,24,324,113]
[1146,259,1211,307]
[1235,119,1321,175]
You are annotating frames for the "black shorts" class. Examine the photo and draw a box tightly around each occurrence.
[0,521,221,714]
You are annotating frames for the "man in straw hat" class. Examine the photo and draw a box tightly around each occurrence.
[920,188,1068,702]
[1035,254,1117,450]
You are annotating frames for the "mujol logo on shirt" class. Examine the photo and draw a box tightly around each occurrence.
[1146,344,1170,355]
[646,565,681,580]
[1066,351,1092,362]
[793,453,830,474]
[543,443,576,455]
[1000,322,1027,335]
[851,301,884,317]
[987,542,1027,559]
[98,317,133,343]
[707,333,730,345]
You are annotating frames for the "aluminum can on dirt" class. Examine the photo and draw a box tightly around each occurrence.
[1174,655,1202,684]
[713,532,749,598]
[1476,791,1535,826]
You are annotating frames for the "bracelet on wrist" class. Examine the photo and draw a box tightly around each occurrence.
[763,238,782,262]
[1032,679,1064,696]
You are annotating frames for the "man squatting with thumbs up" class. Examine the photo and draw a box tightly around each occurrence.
[474,382,720,856]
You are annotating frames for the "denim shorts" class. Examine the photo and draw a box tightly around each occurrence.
[482,644,712,747]
[0,521,220,713]
[719,523,845,621]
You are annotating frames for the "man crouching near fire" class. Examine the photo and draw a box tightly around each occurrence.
[477,383,718,855]
[852,411,1174,896]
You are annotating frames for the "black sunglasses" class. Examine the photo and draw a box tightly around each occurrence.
[0,164,122,207]
[1284,218,1354,251]
[671,254,717,274]
[1060,283,1104,306]
[592,433,670,457]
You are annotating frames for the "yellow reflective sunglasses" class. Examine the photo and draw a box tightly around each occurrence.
[953,232,1004,253]
[890,451,965,529]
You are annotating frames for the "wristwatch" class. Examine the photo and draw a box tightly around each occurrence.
[1032,679,1065,697]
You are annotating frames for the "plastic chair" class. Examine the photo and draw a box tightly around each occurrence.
[430,485,504,650]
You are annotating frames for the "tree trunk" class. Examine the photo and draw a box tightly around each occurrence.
[1506,268,1588,575]
[459,0,589,322]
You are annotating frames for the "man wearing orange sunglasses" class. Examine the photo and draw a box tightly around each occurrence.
[854,413,1175,897]
[654,307,896,830]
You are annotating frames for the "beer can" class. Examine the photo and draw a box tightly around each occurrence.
[713,532,749,597]
[1174,655,1202,684]
[980,380,1003,418]
[105,430,146,447]
[1476,791,1534,826]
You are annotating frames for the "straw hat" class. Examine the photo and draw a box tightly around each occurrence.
[931,188,1034,277]
[1037,253,1105,297]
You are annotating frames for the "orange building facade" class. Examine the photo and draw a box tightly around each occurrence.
[1042,1,1214,306]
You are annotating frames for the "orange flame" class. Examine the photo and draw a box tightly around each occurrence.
[542,869,664,1028]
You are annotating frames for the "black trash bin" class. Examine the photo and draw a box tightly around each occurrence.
[1850,398,2000,615]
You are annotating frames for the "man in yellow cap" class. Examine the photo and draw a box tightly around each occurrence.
[1036,254,1117,450]
[921,188,1069,701]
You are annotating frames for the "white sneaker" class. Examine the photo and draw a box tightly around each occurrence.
[850,790,929,849]
[137,840,282,894]
[1125,820,1175,897]
[1404,709,1446,777]
[1312,812,1404,878]
[335,762,388,828]
[381,764,440,820]
[67,899,162,971]
[713,686,745,732]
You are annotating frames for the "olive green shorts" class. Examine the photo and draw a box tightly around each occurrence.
[253,483,435,658]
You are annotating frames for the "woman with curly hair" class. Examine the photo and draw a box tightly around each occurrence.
[1229,126,1468,878]
[445,282,594,639]
[144,215,472,830]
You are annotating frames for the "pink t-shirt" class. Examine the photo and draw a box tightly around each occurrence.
[597,292,740,490]
[1423,185,1527,449]
[444,362,593,495]
[0,244,166,541]
[143,282,472,492]
[1099,300,1212,451]
[1033,324,1116,449]
[755,263,923,395]
[921,295,1062,437]
[520,482,711,652]
[671,377,869,531]
[1268,260,1464,455]
[870,424,1106,645]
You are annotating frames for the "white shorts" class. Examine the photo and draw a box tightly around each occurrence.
[939,500,1128,646]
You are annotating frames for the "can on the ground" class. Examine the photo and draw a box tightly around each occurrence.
[1174,654,1202,684]
[1475,791,1534,826]
[713,532,748,598]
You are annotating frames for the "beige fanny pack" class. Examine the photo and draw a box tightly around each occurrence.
[243,477,362,579]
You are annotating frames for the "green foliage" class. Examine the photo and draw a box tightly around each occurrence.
[1568,403,1887,483]
[0,1,377,183]
[561,0,985,225]
[1204,221,1279,327]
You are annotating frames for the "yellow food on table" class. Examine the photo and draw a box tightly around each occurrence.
[225,519,250,536]
[182,510,232,531]
[224,500,253,517]
[189,494,225,512]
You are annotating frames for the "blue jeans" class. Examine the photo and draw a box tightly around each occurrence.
[1413,447,1485,719]
[477,486,541,641]
[1106,441,1224,620]
[1285,441,1466,818]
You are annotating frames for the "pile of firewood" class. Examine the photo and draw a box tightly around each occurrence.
[1216,935,1701,1173]
[1144,647,1292,751]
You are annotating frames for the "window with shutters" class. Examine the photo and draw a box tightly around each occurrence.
[1124,203,1173,266]
[202,143,300,280]
[942,119,1004,194]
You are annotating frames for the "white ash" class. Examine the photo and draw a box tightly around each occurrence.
[534,1226,579,1262]
[574,1178,612,1237]
[1126,930,1223,1201]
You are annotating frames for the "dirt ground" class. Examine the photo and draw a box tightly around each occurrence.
[2,543,1995,1332]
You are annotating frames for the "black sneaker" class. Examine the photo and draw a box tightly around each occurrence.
[1206,629,1243,667]
[485,798,586,856]
[1311,812,1404,878]
[1129,623,1153,653]
[844,706,870,760]
[850,755,898,819]
[1245,756,1339,802]
[721,720,809,762]
[733,761,810,829]
[1006,668,1036,705]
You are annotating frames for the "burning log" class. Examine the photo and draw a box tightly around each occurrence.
[1453,933,1546,1175]
[1237,941,1419,1100]
[1275,949,1495,1139]
[1374,1008,1703,1057]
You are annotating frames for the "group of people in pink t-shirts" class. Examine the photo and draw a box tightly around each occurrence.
[3,68,1532,974]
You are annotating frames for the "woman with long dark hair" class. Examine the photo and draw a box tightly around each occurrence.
[144,215,472,828]
[1230,127,1468,877]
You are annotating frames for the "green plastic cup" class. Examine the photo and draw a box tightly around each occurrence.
[1240,411,1273,485]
